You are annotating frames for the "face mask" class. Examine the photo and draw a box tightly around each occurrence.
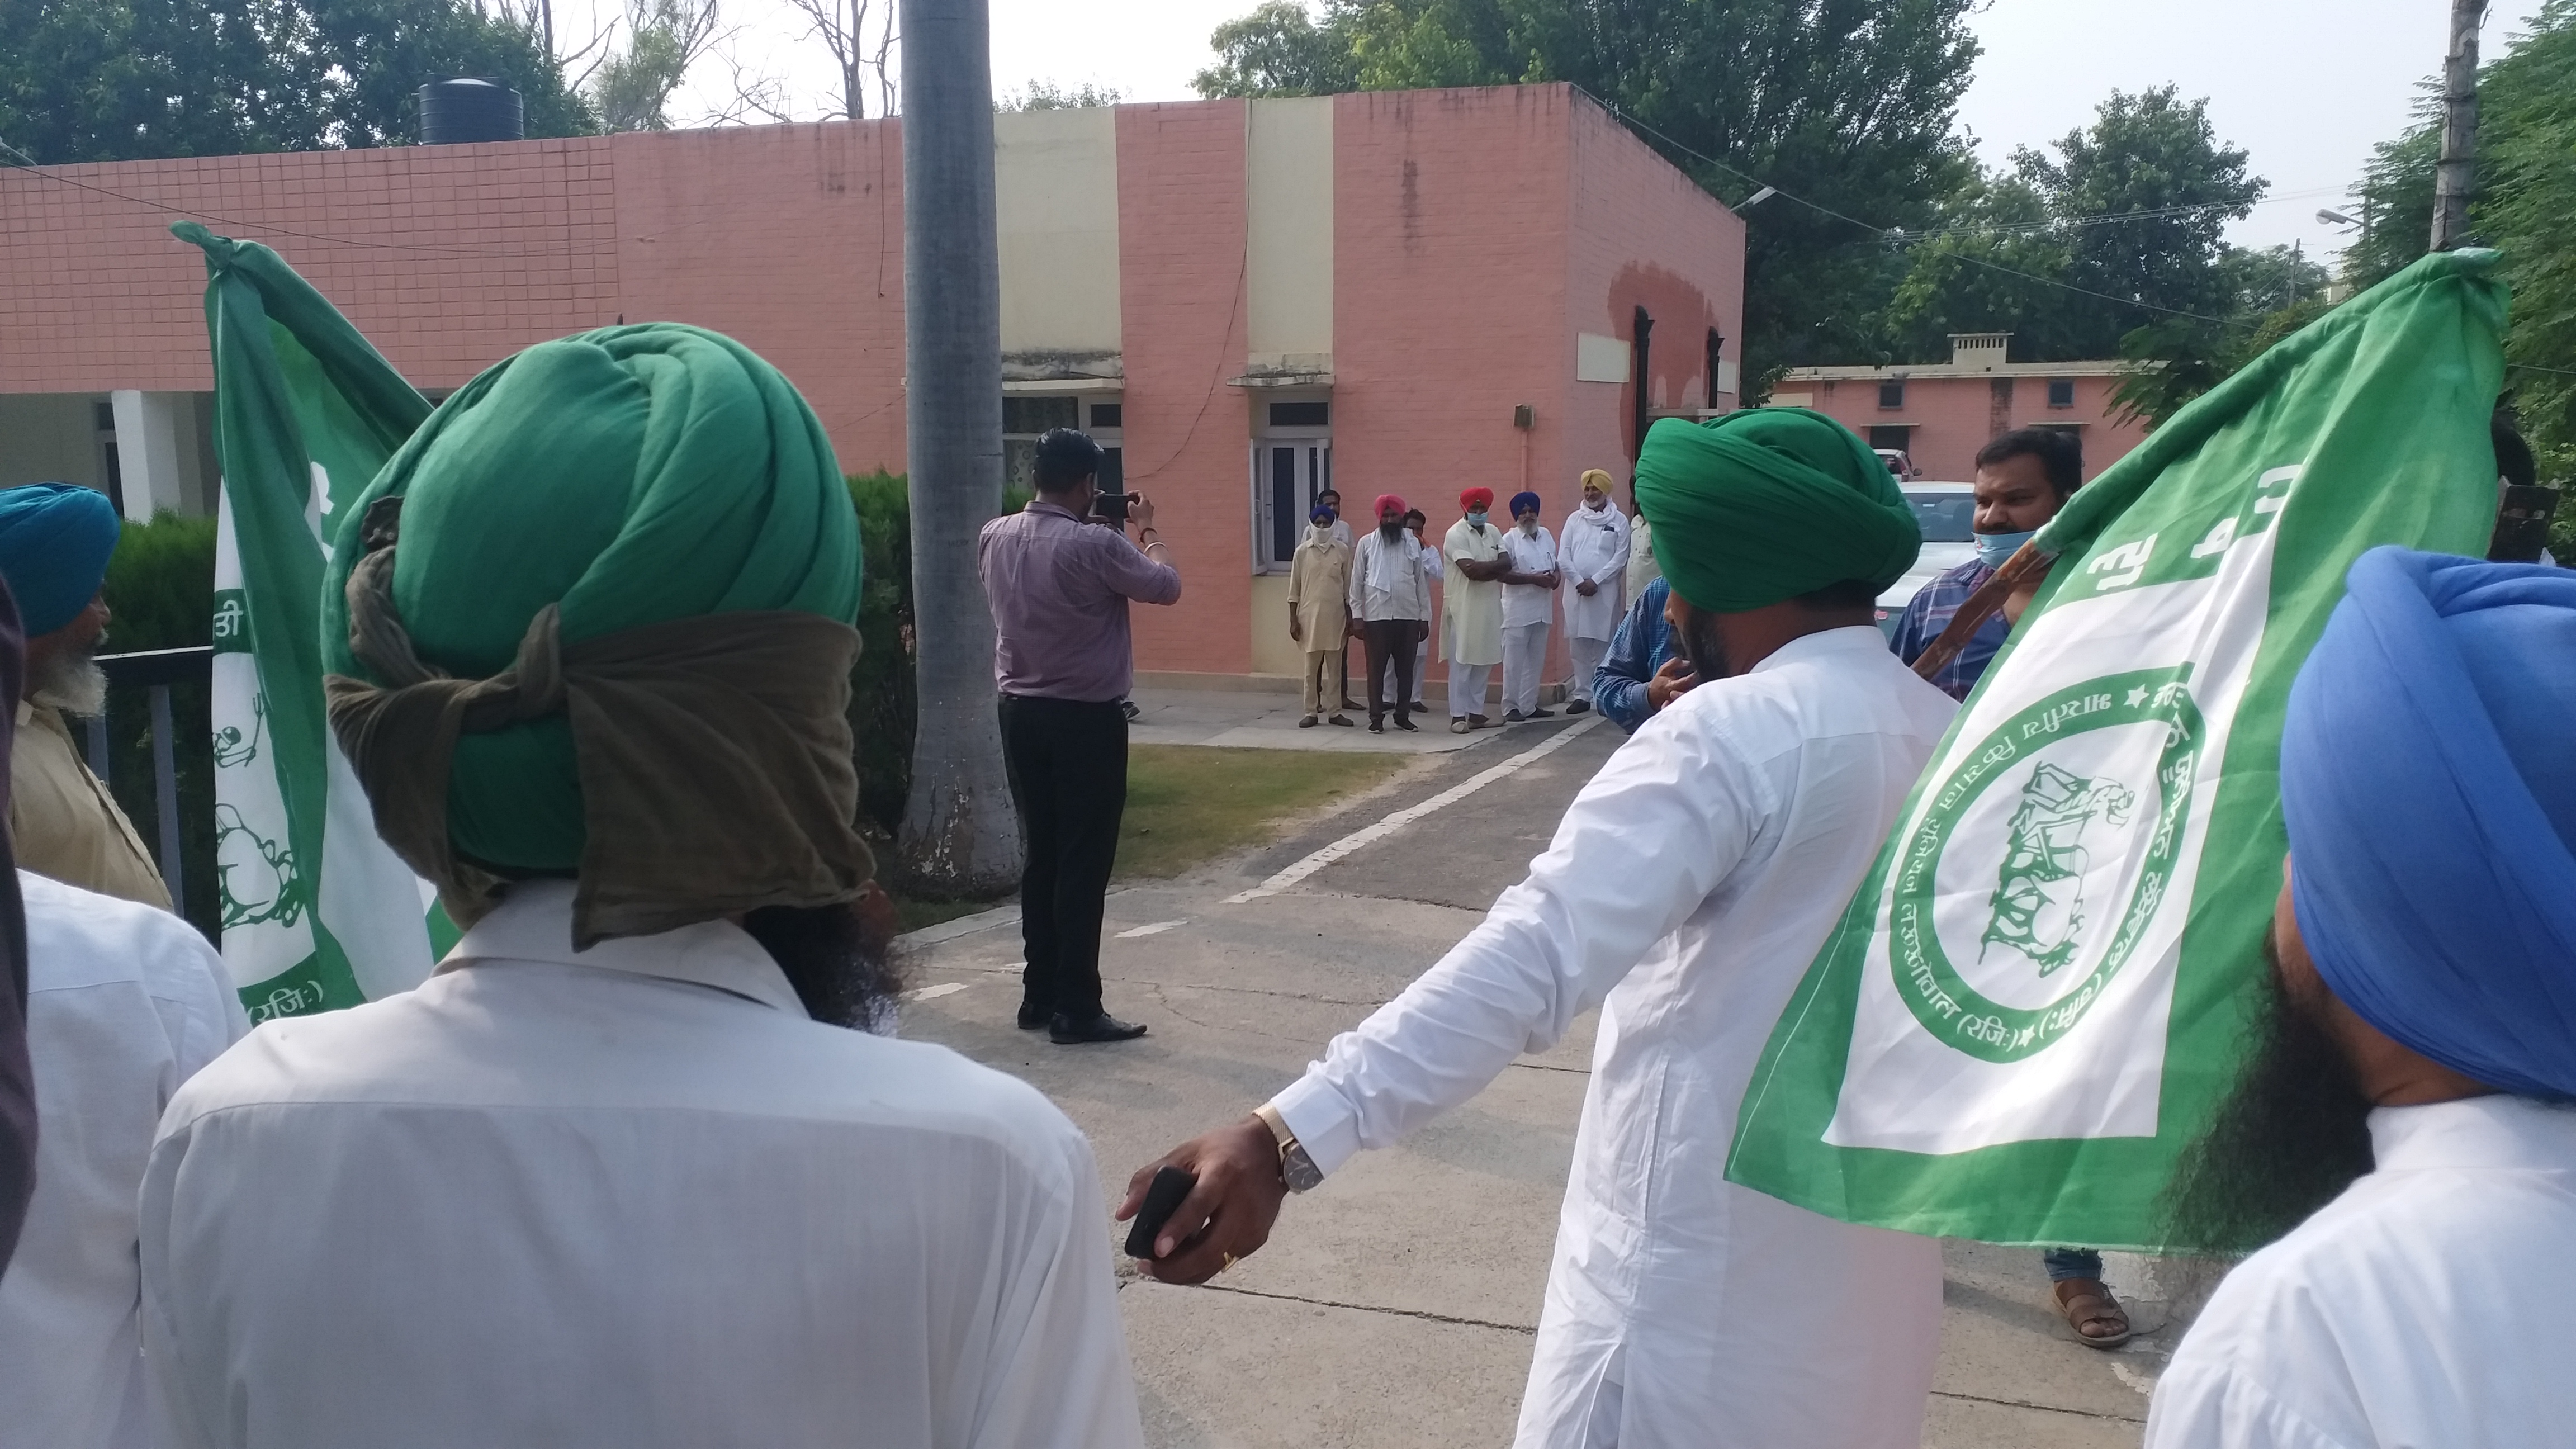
[1975,527,2039,570]
[1466,510,1488,529]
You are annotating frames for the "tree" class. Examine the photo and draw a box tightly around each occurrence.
[712,0,894,123]
[1879,86,2277,389]
[1190,0,1982,396]
[589,0,718,132]
[999,79,1124,111]
[2344,1,2573,555]
[894,0,1020,896]
[1193,0,1360,96]
[0,0,594,163]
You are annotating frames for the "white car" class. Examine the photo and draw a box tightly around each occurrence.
[1876,482,1978,638]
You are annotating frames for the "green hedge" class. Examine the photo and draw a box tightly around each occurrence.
[94,480,1014,915]
[97,513,220,939]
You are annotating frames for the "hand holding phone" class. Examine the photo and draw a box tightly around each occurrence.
[1123,1166,1197,1259]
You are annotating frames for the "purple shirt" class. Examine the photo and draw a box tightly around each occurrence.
[978,500,1182,702]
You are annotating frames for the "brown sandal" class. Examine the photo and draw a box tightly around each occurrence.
[2053,1278,2133,1349]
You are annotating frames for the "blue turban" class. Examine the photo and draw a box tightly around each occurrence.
[1510,490,1543,518]
[0,484,119,637]
[2283,547,2576,1100]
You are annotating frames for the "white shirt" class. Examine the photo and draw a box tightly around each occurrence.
[139,882,1143,1449]
[1349,527,1433,622]
[0,873,245,1449]
[1558,504,1631,641]
[1500,524,1559,629]
[1271,627,1960,1447]
[2147,1095,2576,1449]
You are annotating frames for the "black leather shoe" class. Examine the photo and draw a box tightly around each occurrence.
[1531,708,1556,718]
[1566,699,1590,715]
[1016,1002,1051,1030]
[1050,1012,1149,1044]
[1393,714,1418,731]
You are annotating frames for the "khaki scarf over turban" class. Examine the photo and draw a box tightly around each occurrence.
[321,323,869,948]
[1630,408,1920,613]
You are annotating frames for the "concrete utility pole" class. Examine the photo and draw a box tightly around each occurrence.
[2430,0,2487,251]
[895,0,1023,896]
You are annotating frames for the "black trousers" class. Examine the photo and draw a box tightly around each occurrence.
[998,694,1128,1021]
[1362,619,1420,723]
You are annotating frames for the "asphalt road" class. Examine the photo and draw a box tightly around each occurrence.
[897,716,2176,1447]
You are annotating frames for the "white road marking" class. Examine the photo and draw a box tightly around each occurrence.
[901,981,970,1002]
[1115,920,1188,938]
[1224,716,1604,904]
[2109,1361,2158,1398]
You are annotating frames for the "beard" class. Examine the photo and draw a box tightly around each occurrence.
[2161,928,2378,1254]
[1379,519,1404,539]
[741,891,906,1034]
[30,642,108,718]
[1677,608,1733,682]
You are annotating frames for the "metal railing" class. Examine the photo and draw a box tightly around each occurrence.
[83,646,213,920]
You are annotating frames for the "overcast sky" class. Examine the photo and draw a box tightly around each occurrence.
[640,0,2549,266]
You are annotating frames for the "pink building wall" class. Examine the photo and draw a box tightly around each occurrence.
[1115,100,1253,678]
[1796,372,2146,484]
[2,86,1742,680]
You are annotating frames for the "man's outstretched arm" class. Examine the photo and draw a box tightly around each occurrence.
[1119,713,1760,1280]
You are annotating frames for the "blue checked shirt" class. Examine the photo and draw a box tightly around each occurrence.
[1887,558,2009,703]
[1595,577,1677,733]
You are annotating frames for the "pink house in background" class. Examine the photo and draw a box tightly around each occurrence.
[0,83,1744,686]
[1776,334,2147,484]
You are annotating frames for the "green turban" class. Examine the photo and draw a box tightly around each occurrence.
[1630,408,1920,613]
[321,323,868,944]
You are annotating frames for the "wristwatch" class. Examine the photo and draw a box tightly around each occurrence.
[1252,1102,1324,1194]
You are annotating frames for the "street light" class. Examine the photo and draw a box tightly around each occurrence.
[2316,209,2360,228]
[1737,186,1777,211]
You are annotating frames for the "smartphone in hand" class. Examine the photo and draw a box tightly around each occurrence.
[1123,1166,1197,1259]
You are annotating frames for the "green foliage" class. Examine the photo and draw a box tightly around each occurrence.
[846,472,1032,837]
[2345,2,2576,555]
[999,78,1126,111]
[1191,0,1983,394]
[101,511,217,650]
[1883,88,2274,366]
[97,512,220,939]
[1194,1,1362,96]
[590,0,714,132]
[846,470,915,837]
[0,0,594,164]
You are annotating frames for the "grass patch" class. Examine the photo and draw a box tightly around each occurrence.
[884,744,1413,925]
[1116,744,1410,880]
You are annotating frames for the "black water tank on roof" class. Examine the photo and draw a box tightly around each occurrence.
[418,79,524,144]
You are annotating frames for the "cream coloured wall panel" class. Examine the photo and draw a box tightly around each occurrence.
[1246,97,1334,362]
[995,107,1123,356]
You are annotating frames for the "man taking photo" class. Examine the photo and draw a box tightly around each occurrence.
[980,428,1181,1044]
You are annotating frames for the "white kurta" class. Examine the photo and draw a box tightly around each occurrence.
[2146,1095,2576,1449]
[1500,525,1559,630]
[1559,505,1630,641]
[1443,519,1506,667]
[139,882,1143,1449]
[1271,627,1959,1447]
[0,874,245,1449]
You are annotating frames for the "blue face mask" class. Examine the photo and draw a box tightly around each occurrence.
[1466,510,1489,528]
[1976,527,2038,570]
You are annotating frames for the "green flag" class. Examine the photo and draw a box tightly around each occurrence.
[1726,249,2508,1250]
[179,222,451,1021]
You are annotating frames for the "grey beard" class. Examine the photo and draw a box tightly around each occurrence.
[31,652,108,719]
